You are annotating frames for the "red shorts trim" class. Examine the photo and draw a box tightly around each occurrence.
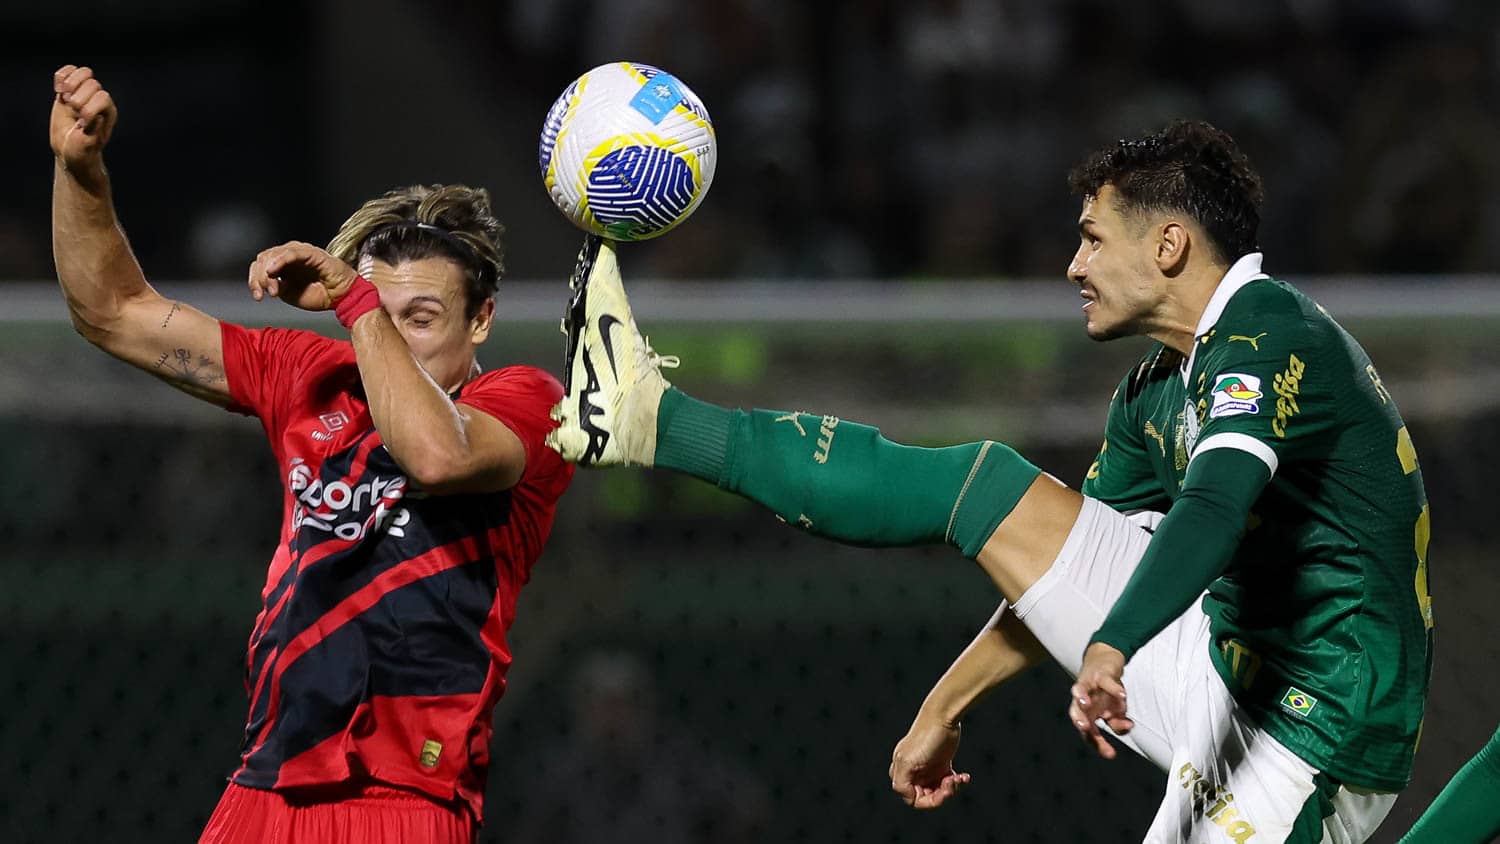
[199,782,475,844]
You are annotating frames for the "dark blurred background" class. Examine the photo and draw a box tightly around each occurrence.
[4,1,1500,842]
[4,0,1500,283]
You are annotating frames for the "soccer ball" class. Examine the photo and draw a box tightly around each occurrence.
[539,62,717,241]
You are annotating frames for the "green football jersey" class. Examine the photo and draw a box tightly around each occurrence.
[1082,267,1431,791]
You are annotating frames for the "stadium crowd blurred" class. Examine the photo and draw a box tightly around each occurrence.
[4,0,1500,283]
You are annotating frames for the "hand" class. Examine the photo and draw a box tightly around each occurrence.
[51,65,117,181]
[1068,642,1133,759]
[889,714,971,810]
[248,242,362,312]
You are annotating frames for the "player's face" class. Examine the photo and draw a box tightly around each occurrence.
[360,256,494,390]
[1067,186,1164,342]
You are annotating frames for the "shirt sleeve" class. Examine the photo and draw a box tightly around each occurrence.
[454,366,568,483]
[1188,314,1336,476]
[220,322,338,431]
[1088,447,1271,661]
[1082,370,1173,514]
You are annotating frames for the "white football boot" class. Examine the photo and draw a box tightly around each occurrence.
[546,235,678,467]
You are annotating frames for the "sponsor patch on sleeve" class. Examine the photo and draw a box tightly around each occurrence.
[1208,373,1263,418]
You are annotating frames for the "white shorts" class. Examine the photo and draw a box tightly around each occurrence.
[1008,497,1397,844]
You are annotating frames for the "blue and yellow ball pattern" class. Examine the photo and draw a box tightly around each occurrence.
[540,62,716,241]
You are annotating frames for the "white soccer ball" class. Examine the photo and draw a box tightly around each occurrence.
[539,62,717,241]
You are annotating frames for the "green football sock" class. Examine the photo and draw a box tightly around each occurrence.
[1399,725,1500,843]
[655,388,1040,556]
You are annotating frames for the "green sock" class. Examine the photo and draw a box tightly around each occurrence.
[1399,725,1500,843]
[655,388,1040,556]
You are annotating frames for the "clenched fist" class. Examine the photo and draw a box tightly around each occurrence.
[248,242,363,312]
[51,65,117,183]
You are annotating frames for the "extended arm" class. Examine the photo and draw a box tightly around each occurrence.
[1069,447,1270,757]
[889,603,1049,808]
[50,65,229,405]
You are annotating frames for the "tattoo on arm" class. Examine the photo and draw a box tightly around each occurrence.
[154,347,226,387]
[161,301,182,328]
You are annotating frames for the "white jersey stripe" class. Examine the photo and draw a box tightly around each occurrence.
[1190,431,1279,476]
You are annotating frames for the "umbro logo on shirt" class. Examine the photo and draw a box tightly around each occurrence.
[312,411,351,442]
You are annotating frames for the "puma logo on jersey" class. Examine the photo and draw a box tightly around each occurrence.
[1228,332,1268,350]
[1143,421,1167,456]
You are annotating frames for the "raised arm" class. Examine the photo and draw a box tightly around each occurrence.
[245,242,527,495]
[50,65,230,406]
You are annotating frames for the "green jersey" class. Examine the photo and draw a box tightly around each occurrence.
[1082,259,1431,791]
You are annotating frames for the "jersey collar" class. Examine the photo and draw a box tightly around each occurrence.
[1181,252,1269,385]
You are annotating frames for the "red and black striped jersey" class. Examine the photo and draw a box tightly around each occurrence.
[218,322,573,821]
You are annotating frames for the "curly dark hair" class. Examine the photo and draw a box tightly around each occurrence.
[326,184,505,319]
[1068,120,1264,263]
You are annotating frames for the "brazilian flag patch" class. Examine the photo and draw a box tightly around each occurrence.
[1280,687,1318,718]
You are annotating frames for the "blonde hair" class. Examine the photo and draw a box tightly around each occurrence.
[327,184,504,317]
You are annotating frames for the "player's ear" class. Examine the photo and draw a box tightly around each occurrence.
[469,297,495,344]
[1156,221,1190,274]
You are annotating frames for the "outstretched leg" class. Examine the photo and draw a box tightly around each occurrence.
[547,236,1078,601]
[545,237,1198,803]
